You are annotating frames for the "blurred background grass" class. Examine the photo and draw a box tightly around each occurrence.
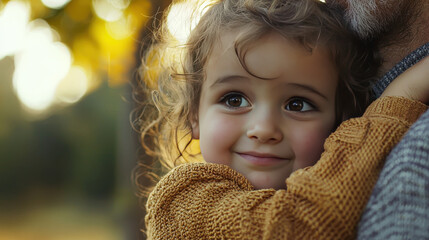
[0,0,172,239]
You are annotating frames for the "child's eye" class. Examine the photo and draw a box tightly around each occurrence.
[220,93,251,108]
[285,98,315,112]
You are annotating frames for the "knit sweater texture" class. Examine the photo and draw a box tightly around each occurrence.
[357,42,429,239]
[145,97,427,240]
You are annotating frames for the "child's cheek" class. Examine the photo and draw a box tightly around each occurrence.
[291,123,332,170]
[199,113,241,166]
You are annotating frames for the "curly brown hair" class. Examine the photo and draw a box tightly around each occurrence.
[135,0,379,196]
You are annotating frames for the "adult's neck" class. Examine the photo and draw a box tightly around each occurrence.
[376,1,429,77]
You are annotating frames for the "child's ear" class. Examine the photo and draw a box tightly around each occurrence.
[191,120,200,139]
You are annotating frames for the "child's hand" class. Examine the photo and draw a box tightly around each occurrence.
[381,56,429,104]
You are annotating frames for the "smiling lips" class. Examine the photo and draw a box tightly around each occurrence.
[238,152,288,166]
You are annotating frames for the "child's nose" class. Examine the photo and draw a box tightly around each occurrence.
[246,112,283,144]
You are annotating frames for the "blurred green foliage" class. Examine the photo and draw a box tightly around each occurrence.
[0,57,124,201]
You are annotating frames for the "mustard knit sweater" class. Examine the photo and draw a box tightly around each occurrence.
[145,97,428,240]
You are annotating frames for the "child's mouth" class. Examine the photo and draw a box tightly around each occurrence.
[238,152,289,166]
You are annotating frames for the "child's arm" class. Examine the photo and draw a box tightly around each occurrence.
[145,97,427,239]
[380,56,429,104]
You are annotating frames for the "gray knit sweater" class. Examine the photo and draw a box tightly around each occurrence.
[357,42,429,239]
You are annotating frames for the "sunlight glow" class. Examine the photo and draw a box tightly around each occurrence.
[92,0,130,22]
[167,0,214,44]
[12,20,72,112]
[41,0,71,9]
[0,1,30,59]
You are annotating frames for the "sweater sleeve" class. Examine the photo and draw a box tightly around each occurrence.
[145,96,428,240]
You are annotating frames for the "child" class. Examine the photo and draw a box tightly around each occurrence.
[138,0,428,238]
[139,0,376,190]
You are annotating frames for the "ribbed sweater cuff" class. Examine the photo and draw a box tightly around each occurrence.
[364,96,428,126]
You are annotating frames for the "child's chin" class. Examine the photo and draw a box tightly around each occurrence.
[247,173,286,190]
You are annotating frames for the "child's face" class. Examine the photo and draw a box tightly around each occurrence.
[192,31,338,190]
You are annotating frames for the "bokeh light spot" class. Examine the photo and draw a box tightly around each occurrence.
[0,0,30,59]
[13,20,72,112]
[106,15,134,40]
[56,65,89,104]
[41,0,71,9]
[92,0,126,22]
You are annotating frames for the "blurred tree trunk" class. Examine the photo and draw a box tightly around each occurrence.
[118,0,173,239]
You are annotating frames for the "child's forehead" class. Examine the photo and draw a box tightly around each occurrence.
[212,27,328,54]
[209,29,333,66]
[204,30,338,88]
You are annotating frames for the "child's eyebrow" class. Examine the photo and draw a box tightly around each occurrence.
[286,83,328,100]
[210,75,248,88]
[210,76,328,100]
